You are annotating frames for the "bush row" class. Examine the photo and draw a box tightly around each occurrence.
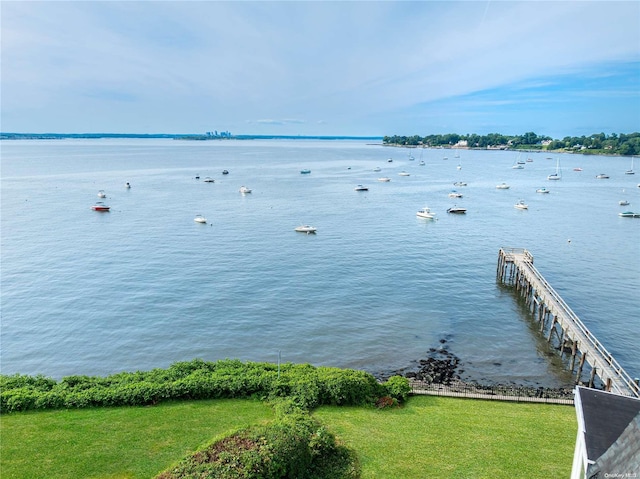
[1,359,410,413]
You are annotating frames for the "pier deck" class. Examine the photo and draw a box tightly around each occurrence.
[498,248,639,398]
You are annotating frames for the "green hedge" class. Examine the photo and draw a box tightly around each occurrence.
[1,359,409,413]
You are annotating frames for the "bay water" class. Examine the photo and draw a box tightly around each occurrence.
[1,139,638,387]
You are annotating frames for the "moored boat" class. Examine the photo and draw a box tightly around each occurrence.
[514,200,528,210]
[91,202,110,211]
[354,184,369,191]
[496,182,510,189]
[239,186,252,194]
[194,214,207,223]
[416,206,436,219]
[447,206,467,214]
[294,225,317,233]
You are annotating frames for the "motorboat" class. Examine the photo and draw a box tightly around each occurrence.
[295,225,317,234]
[125,182,131,189]
[373,167,382,172]
[496,182,510,189]
[239,186,252,194]
[91,202,110,211]
[514,200,528,210]
[573,167,583,172]
[203,177,215,183]
[447,206,467,214]
[194,214,207,223]
[398,171,410,176]
[387,158,393,163]
[97,190,106,198]
[453,181,467,187]
[300,169,311,174]
[618,211,640,218]
[354,184,369,191]
[619,200,630,206]
[222,170,229,175]
[536,187,550,194]
[595,173,610,179]
[448,190,463,198]
[416,207,436,219]
[377,177,391,182]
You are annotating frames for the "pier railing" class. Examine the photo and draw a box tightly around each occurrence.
[498,248,639,398]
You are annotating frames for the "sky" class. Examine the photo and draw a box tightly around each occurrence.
[1,1,639,138]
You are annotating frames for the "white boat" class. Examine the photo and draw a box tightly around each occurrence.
[398,171,410,176]
[548,159,561,180]
[97,190,106,198]
[514,200,528,210]
[447,206,466,214]
[536,187,550,194]
[194,214,207,223]
[496,182,510,189]
[354,184,369,191]
[416,206,436,219]
[239,186,252,194]
[619,200,630,206]
[457,164,462,170]
[595,173,610,179]
[91,202,110,211]
[295,225,317,233]
[453,181,467,187]
[626,157,635,175]
[203,177,215,183]
[377,177,391,182]
[448,190,463,198]
[618,211,640,218]
[373,167,382,172]
[419,160,425,166]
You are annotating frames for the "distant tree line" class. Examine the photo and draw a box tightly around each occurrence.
[383,132,640,155]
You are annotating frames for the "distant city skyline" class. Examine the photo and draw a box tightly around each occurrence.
[2,1,639,138]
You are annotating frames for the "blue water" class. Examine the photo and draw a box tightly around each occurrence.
[2,139,639,387]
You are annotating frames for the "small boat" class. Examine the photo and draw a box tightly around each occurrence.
[416,206,436,219]
[512,164,524,169]
[419,160,425,166]
[447,206,466,214]
[536,187,550,194]
[626,157,635,175]
[526,158,533,162]
[595,173,610,179]
[354,184,369,191]
[619,200,630,206]
[398,171,410,176]
[514,200,528,210]
[448,190,463,198]
[377,177,391,182]
[203,177,215,183]
[97,190,106,198]
[295,225,317,234]
[239,186,252,194]
[457,164,462,170]
[194,214,207,223]
[496,182,510,189]
[453,181,467,187]
[573,167,583,172]
[373,167,382,172]
[387,158,393,163]
[618,211,640,218]
[91,202,110,211]
[222,170,229,175]
[300,169,311,174]
[125,182,131,188]
[195,175,200,180]
[548,159,562,180]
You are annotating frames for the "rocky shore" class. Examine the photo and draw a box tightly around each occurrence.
[373,338,574,400]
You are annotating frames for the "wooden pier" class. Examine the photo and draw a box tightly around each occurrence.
[497,248,639,398]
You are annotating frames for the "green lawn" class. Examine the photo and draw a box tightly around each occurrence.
[313,395,577,479]
[1,396,577,479]
[0,399,274,479]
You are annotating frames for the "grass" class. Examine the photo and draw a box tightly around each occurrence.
[0,399,274,479]
[1,396,577,479]
[313,395,577,479]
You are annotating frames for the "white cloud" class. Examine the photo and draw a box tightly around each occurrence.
[1,1,638,135]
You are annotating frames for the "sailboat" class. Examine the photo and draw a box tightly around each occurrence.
[548,158,561,180]
[626,157,635,175]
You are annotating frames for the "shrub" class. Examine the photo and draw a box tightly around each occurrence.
[382,375,411,402]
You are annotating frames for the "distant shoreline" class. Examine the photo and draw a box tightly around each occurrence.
[0,133,383,141]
